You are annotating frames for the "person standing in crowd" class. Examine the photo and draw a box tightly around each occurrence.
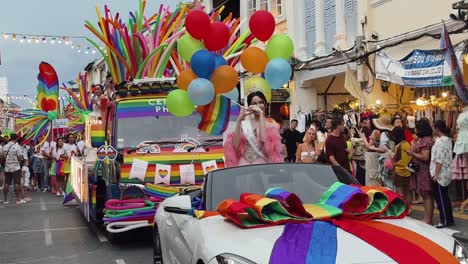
[406,118,434,225]
[52,138,67,197]
[430,120,454,228]
[325,117,333,133]
[41,139,53,192]
[0,134,5,191]
[282,119,302,162]
[90,84,106,119]
[104,73,116,100]
[31,144,43,191]
[1,133,24,204]
[392,115,414,145]
[325,118,350,173]
[21,160,31,203]
[296,128,320,163]
[224,91,283,167]
[391,127,412,203]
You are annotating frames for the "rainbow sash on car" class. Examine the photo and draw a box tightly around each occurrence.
[210,183,457,264]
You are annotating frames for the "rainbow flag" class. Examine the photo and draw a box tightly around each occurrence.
[197,95,232,135]
[144,183,180,200]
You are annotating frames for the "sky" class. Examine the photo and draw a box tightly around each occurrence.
[0,0,179,107]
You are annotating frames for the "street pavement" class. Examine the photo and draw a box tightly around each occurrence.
[0,191,467,264]
[0,191,153,264]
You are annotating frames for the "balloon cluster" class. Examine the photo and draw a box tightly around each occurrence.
[166,9,294,117]
[241,11,294,97]
[167,10,239,117]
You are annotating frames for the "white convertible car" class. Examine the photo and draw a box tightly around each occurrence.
[153,163,468,264]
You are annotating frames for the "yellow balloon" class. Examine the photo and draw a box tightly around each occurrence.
[244,76,271,103]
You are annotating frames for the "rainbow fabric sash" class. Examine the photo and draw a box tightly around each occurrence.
[210,183,457,263]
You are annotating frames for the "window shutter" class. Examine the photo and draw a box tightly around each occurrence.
[323,0,336,52]
[345,0,358,46]
[304,0,316,57]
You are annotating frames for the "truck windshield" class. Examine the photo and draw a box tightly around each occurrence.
[114,97,238,148]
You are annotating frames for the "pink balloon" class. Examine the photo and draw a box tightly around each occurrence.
[249,10,275,41]
[185,10,211,40]
[203,22,230,51]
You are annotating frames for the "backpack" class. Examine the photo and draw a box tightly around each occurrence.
[0,144,13,167]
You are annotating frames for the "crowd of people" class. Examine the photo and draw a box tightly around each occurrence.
[224,91,466,229]
[0,132,86,205]
[281,113,467,229]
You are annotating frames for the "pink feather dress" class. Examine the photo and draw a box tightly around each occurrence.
[224,118,283,167]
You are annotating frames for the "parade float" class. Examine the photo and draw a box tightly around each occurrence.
[18,0,295,236]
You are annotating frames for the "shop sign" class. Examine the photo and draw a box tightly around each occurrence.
[271,89,290,102]
[375,49,462,88]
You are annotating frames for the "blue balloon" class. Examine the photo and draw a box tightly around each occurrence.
[188,78,215,106]
[190,50,215,79]
[264,58,292,89]
[213,54,227,68]
[222,87,239,102]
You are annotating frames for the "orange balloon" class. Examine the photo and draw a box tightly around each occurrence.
[240,47,268,74]
[210,65,239,94]
[177,69,198,91]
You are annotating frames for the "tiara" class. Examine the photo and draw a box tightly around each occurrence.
[244,80,272,103]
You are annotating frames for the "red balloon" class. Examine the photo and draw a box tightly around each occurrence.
[203,22,230,51]
[185,10,211,40]
[249,10,275,42]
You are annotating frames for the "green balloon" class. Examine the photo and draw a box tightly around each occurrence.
[166,89,195,117]
[177,34,204,62]
[265,34,294,60]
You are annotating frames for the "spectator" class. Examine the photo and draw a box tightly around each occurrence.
[431,120,454,228]
[282,119,302,162]
[325,118,350,173]
[90,84,105,119]
[1,133,24,204]
[21,160,31,202]
[406,118,434,225]
[392,127,412,203]
[296,128,320,163]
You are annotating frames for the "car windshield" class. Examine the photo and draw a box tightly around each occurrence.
[114,97,239,148]
[205,163,358,211]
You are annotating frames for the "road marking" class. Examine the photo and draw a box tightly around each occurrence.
[0,227,87,235]
[115,259,126,264]
[96,229,108,242]
[43,218,53,246]
[40,198,47,211]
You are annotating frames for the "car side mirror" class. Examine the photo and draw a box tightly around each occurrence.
[163,195,192,216]
[164,206,191,215]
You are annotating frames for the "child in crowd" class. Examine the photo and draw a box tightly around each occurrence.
[21,160,31,203]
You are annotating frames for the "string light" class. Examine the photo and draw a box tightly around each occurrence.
[0,32,99,55]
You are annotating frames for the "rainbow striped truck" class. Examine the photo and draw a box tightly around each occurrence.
[69,78,238,235]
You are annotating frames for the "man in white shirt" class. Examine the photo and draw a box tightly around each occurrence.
[2,134,24,204]
[40,140,53,192]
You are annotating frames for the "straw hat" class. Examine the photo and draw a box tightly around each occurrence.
[372,116,393,131]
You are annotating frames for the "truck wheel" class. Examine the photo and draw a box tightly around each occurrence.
[153,227,164,264]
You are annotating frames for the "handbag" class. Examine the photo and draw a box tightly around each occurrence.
[0,144,14,166]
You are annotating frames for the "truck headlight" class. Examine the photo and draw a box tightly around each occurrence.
[211,253,256,264]
[454,240,468,263]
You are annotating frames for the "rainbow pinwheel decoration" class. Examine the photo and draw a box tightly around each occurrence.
[60,72,93,132]
[17,62,59,145]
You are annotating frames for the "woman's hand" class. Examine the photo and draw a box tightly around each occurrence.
[238,107,252,121]
[248,105,263,115]
[405,150,414,157]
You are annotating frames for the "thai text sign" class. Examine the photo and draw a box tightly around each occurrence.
[375,49,462,87]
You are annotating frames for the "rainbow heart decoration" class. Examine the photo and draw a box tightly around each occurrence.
[158,169,169,178]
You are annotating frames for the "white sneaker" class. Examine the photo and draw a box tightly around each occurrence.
[56,192,61,197]
[16,200,26,204]
[3,201,8,205]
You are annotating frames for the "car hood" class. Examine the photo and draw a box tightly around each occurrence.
[193,216,455,264]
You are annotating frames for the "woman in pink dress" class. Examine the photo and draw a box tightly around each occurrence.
[224,91,283,167]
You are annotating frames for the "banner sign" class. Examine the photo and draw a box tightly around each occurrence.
[375,49,462,88]
[52,118,70,128]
